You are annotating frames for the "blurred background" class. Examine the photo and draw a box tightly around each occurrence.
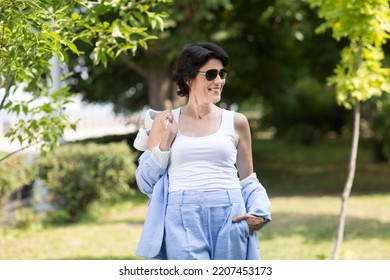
[1,0,389,260]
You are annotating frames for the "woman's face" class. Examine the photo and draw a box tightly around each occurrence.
[189,58,227,104]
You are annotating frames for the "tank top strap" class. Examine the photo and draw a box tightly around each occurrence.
[220,109,235,136]
[172,107,181,123]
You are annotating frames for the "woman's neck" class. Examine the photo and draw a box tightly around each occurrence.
[182,103,218,119]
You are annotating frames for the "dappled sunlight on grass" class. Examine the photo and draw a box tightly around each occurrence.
[1,194,389,260]
[0,212,145,260]
[259,195,390,260]
[0,194,148,260]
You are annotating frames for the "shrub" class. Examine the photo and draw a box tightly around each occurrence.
[284,123,322,145]
[35,141,137,222]
[0,153,37,201]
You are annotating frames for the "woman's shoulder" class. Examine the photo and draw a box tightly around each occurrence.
[233,111,249,128]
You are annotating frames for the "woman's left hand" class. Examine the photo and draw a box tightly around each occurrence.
[232,214,266,234]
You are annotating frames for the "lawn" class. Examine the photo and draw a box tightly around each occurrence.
[260,194,390,260]
[1,138,389,260]
[1,193,389,260]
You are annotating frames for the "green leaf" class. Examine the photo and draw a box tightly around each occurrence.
[150,18,156,29]
[71,13,81,21]
[0,13,7,22]
[41,103,53,113]
[70,122,78,131]
[156,16,165,31]
[64,40,81,55]
[17,135,23,145]
[50,31,61,41]
[138,39,146,48]
[22,103,29,115]
[96,4,111,15]
[56,50,65,62]
[2,102,10,111]
[29,22,41,35]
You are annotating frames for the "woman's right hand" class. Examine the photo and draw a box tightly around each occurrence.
[147,109,178,151]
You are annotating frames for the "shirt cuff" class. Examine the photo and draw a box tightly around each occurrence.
[240,172,258,184]
[151,145,170,168]
[257,217,270,231]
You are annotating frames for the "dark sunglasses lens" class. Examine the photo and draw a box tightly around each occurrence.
[220,69,228,79]
[205,69,218,81]
[205,69,227,81]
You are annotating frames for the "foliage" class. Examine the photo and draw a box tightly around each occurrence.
[0,0,77,155]
[307,0,390,260]
[0,0,171,158]
[67,0,351,140]
[220,0,313,104]
[0,153,36,200]
[377,94,390,144]
[68,0,170,67]
[68,0,237,111]
[264,76,348,143]
[35,142,137,222]
[308,0,390,109]
[361,94,390,162]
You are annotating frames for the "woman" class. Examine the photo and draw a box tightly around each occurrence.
[135,42,271,260]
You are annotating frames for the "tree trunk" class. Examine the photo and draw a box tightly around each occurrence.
[332,101,361,260]
[146,70,173,110]
[120,53,175,110]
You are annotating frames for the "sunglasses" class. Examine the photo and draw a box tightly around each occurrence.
[197,68,228,81]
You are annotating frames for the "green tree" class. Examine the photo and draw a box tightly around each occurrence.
[68,0,234,111]
[0,0,170,161]
[69,0,350,143]
[220,0,349,141]
[308,0,390,259]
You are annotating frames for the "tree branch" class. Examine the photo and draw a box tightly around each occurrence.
[1,23,4,52]
[0,75,15,111]
[0,142,38,163]
[119,53,148,78]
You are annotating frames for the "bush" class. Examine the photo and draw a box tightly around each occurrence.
[264,76,349,141]
[35,141,137,222]
[0,153,37,201]
[284,123,322,145]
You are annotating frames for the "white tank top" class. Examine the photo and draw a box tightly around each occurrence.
[168,108,241,192]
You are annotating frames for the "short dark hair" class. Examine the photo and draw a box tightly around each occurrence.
[172,42,229,97]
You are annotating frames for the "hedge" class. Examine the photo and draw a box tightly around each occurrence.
[35,141,137,222]
[0,153,37,201]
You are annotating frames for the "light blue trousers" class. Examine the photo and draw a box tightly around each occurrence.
[164,189,250,260]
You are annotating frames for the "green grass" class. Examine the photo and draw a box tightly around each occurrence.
[260,194,390,260]
[0,196,148,260]
[1,194,389,260]
[1,138,389,260]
